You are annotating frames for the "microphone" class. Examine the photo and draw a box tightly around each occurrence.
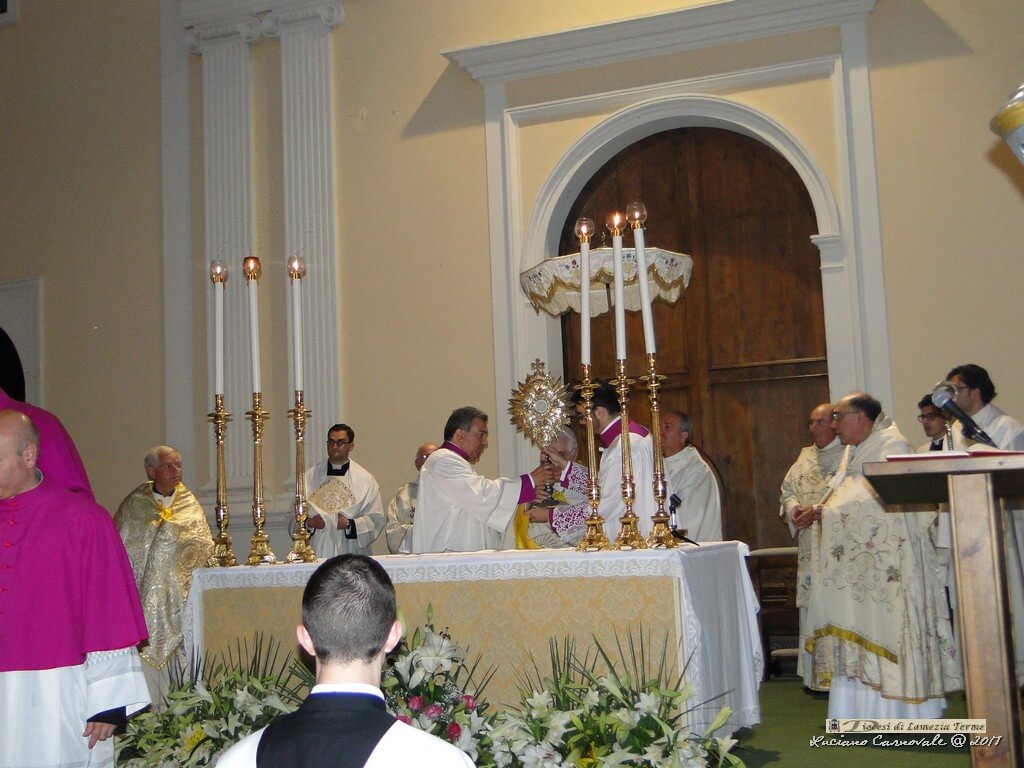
[931,382,997,448]
[668,493,700,546]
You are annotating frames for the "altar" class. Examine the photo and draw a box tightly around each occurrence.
[184,542,761,736]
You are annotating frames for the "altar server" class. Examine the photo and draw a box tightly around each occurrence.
[0,410,150,768]
[115,445,214,699]
[306,423,385,558]
[216,554,474,768]
[411,406,554,553]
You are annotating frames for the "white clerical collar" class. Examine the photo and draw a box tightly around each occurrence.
[153,486,177,505]
[311,682,384,700]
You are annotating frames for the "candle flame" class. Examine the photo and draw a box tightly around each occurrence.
[209,259,228,283]
[242,256,262,281]
[288,255,307,279]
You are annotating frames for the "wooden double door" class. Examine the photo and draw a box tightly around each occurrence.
[559,127,829,550]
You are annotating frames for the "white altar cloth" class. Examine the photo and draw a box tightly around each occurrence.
[184,542,761,735]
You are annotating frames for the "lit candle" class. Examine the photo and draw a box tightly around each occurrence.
[574,217,594,366]
[209,260,227,395]
[626,202,656,354]
[243,256,262,393]
[288,256,306,392]
[607,211,627,360]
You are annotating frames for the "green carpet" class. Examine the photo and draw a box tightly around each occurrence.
[732,678,971,767]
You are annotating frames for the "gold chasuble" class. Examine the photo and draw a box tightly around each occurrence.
[114,483,214,669]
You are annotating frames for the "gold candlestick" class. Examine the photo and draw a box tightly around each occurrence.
[245,391,277,565]
[207,394,237,566]
[285,390,316,563]
[644,353,675,548]
[613,360,647,550]
[575,366,611,552]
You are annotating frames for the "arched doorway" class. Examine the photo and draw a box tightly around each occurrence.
[559,127,829,549]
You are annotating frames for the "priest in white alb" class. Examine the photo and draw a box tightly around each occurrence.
[779,402,843,690]
[305,423,385,558]
[410,406,555,553]
[804,393,961,718]
[660,408,721,542]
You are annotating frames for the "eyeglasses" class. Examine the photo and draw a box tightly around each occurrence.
[326,439,350,447]
[830,410,858,422]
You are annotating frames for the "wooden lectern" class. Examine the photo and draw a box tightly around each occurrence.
[865,453,1024,768]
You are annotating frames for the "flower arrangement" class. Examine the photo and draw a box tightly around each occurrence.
[488,631,744,768]
[115,635,304,767]
[380,607,498,764]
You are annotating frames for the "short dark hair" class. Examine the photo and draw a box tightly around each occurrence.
[327,424,355,443]
[918,394,935,411]
[444,406,487,441]
[301,555,396,665]
[947,364,996,404]
[590,382,620,416]
[846,393,882,422]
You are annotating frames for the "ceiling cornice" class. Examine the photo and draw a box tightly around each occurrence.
[443,0,876,85]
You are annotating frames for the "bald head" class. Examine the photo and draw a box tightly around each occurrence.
[415,442,439,471]
[0,410,41,499]
[808,403,834,449]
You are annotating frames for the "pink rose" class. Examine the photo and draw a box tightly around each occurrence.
[446,721,463,741]
[461,694,477,710]
[397,714,413,725]
[407,696,424,712]
[425,703,444,720]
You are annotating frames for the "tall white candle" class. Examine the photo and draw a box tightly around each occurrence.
[288,256,306,392]
[580,239,591,366]
[610,225,627,360]
[574,217,594,367]
[210,260,226,395]
[243,257,262,392]
[215,281,225,394]
[633,226,656,354]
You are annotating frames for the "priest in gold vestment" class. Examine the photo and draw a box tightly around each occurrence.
[115,445,214,699]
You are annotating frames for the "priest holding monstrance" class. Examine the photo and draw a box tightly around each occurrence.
[410,406,556,553]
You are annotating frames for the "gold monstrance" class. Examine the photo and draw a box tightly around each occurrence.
[508,359,572,448]
[509,360,572,505]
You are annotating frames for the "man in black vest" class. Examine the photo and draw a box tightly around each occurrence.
[217,555,473,767]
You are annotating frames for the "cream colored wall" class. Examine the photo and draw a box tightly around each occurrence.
[868,0,1024,435]
[2,0,1023,520]
[0,2,164,511]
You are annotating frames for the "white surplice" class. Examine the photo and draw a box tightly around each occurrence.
[663,446,722,542]
[305,459,385,558]
[410,447,525,553]
[778,437,843,688]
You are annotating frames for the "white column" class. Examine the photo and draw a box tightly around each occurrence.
[187,17,261,491]
[263,2,343,461]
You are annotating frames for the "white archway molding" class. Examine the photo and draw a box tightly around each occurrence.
[523,95,841,269]
[501,91,879,473]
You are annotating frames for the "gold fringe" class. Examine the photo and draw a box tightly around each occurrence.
[805,624,898,664]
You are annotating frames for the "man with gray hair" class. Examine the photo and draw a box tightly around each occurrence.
[661,409,722,542]
[411,406,555,553]
[519,427,586,548]
[115,445,214,699]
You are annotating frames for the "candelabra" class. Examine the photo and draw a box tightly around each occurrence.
[643,353,675,548]
[576,368,611,551]
[207,394,238,566]
[245,392,276,565]
[612,360,647,550]
[285,390,316,562]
